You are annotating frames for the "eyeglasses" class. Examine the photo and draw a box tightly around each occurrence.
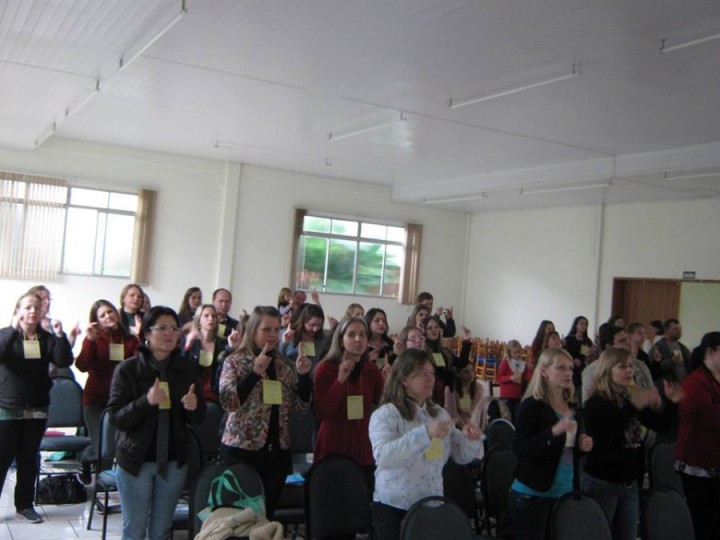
[150,325,181,334]
[415,369,436,378]
[407,335,426,343]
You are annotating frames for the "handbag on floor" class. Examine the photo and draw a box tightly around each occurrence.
[36,473,87,505]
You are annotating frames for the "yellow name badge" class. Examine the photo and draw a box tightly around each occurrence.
[109,343,125,362]
[458,394,471,411]
[302,341,316,357]
[198,349,213,367]
[263,379,282,405]
[432,352,446,368]
[217,323,227,337]
[424,436,444,461]
[23,340,41,359]
[580,344,589,356]
[375,355,386,369]
[158,381,172,410]
[347,395,364,420]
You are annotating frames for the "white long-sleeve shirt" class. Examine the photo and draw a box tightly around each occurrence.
[369,402,482,510]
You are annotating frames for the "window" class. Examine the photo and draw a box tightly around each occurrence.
[61,187,138,277]
[294,213,406,298]
[1,171,149,281]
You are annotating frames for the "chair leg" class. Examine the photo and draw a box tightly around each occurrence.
[87,484,97,530]
[102,490,110,540]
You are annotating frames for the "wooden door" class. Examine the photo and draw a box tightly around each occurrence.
[611,278,681,326]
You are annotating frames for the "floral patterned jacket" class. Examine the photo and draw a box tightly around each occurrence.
[219,350,310,450]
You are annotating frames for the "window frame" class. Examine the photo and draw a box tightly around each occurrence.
[295,213,406,299]
[60,186,139,278]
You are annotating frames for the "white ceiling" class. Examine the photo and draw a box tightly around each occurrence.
[2,0,720,212]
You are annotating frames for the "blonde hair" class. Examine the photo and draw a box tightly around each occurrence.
[523,347,573,403]
[192,304,218,340]
[589,347,633,401]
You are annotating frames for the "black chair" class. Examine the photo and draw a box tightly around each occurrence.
[443,458,481,531]
[86,409,118,540]
[484,418,515,452]
[305,455,371,539]
[551,491,612,540]
[648,441,684,495]
[401,496,474,540]
[37,377,91,490]
[275,409,316,538]
[479,444,516,536]
[642,484,695,540]
[190,401,225,463]
[188,458,265,539]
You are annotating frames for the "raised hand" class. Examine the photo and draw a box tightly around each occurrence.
[337,354,354,383]
[228,328,243,349]
[282,328,295,345]
[327,316,339,329]
[663,380,683,403]
[147,378,167,406]
[181,383,198,411]
[462,326,472,340]
[253,343,272,377]
[86,322,99,341]
[51,318,64,337]
[462,422,483,440]
[446,307,454,320]
[630,387,661,410]
[311,288,321,305]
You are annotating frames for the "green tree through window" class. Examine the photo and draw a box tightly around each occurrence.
[295,215,404,298]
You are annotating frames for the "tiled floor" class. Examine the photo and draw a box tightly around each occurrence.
[0,467,191,540]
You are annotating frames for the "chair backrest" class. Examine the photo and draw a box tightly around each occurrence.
[642,485,695,540]
[551,492,612,540]
[442,459,477,521]
[98,409,117,472]
[481,444,517,517]
[46,377,85,428]
[649,441,684,495]
[400,496,473,540]
[190,401,224,461]
[289,409,315,454]
[188,458,265,538]
[485,418,515,450]
[305,455,371,537]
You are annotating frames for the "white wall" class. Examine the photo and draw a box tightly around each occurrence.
[463,197,720,345]
[0,139,469,342]
[232,165,469,332]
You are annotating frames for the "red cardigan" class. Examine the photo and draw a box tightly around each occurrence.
[312,359,384,466]
[496,358,532,400]
[75,329,139,407]
[675,364,720,469]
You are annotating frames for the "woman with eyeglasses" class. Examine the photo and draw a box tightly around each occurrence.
[75,299,139,462]
[0,292,73,523]
[313,317,385,491]
[219,306,313,519]
[369,348,483,540]
[108,306,205,540]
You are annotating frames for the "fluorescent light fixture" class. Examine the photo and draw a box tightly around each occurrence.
[663,171,720,180]
[423,193,488,204]
[213,140,332,166]
[448,64,580,109]
[119,0,187,72]
[521,179,611,195]
[660,31,720,53]
[65,80,101,119]
[328,112,406,142]
[34,122,56,148]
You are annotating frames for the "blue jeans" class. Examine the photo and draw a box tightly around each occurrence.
[582,474,638,540]
[117,461,187,540]
[509,489,556,540]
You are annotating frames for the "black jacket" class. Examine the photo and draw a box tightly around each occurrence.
[513,397,584,492]
[0,326,73,408]
[108,348,205,476]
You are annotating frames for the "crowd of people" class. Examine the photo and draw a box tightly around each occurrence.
[0,282,718,540]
